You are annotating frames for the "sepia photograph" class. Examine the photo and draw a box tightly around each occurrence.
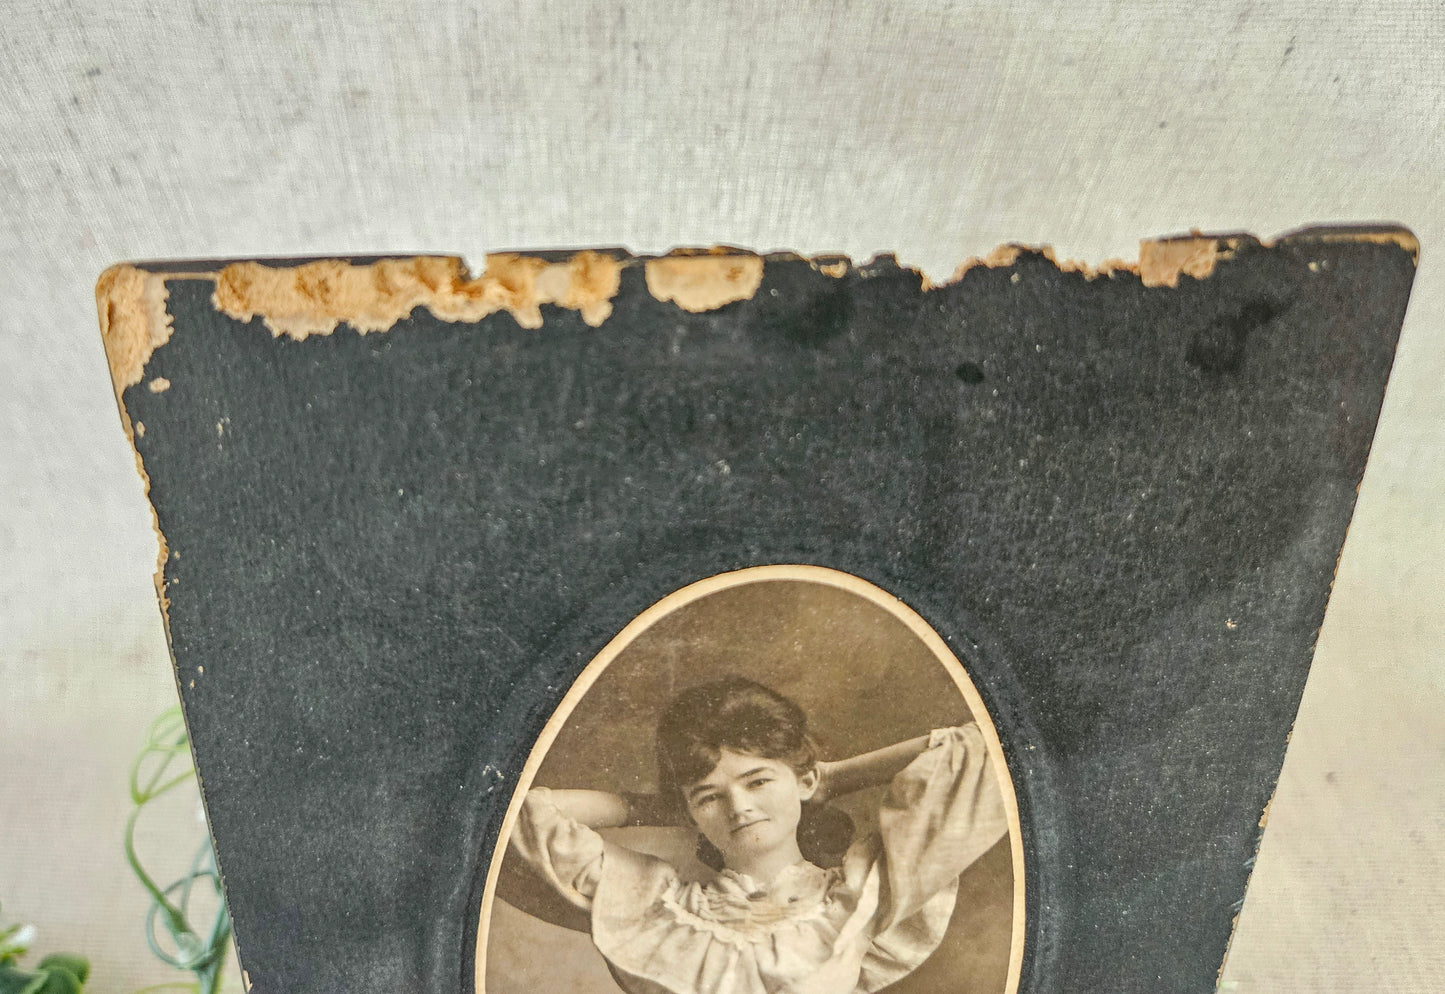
[476,565,1023,994]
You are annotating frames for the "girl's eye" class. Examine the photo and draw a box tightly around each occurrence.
[749,778,771,789]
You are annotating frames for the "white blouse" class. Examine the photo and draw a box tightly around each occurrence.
[508,725,1008,994]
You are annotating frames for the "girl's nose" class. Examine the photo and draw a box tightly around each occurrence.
[725,786,754,820]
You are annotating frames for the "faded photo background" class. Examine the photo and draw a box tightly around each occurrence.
[484,578,1015,994]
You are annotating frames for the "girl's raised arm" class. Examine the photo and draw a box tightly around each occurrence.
[535,787,678,828]
[541,788,633,828]
[813,731,941,803]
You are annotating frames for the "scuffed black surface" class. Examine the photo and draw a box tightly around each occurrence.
[121,237,1415,994]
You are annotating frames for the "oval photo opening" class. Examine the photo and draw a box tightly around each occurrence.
[476,565,1024,994]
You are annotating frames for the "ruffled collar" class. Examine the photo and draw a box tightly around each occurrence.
[714,860,828,901]
[647,860,836,940]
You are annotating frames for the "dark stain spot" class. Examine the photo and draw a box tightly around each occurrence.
[85,66,102,78]
[1158,120,1168,129]
[1186,299,1284,375]
[955,361,986,384]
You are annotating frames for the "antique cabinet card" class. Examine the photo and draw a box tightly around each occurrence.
[97,228,1416,994]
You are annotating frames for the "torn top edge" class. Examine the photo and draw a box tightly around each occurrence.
[96,226,1417,399]
[95,264,177,400]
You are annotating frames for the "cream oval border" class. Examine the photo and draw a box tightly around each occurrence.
[472,564,1026,994]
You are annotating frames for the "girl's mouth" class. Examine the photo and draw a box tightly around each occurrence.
[731,818,766,834]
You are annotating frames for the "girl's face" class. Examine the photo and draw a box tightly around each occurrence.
[683,747,818,872]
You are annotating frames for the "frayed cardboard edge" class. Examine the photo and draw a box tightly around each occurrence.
[933,226,1418,290]
[939,234,1234,289]
[95,264,184,623]
[643,252,764,311]
[96,264,178,401]
[97,228,1419,394]
[214,250,624,339]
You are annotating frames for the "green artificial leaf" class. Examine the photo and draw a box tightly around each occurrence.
[36,957,87,985]
[26,968,80,994]
[0,923,35,965]
[0,963,47,994]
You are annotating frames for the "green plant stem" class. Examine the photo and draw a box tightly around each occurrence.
[125,707,231,994]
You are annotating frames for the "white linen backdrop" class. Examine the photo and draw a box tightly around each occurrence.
[1,3,1441,990]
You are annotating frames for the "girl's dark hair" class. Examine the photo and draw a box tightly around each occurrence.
[656,676,854,870]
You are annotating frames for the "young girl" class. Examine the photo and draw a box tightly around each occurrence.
[507,676,1008,994]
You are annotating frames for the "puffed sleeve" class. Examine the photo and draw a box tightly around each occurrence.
[508,787,607,911]
[874,724,1009,930]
